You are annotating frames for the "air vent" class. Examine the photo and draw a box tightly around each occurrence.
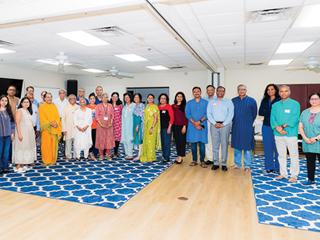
[169,66,186,70]
[247,62,265,66]
[0,40,15,47]
[91,26,127,37]
[252,8,292,22]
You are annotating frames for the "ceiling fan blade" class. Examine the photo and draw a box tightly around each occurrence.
[313,66,320,72]
[58,64,64,73]
[115,73,124,79]
[118,72,134,78]
[285,67,308,71]
[69,64,86,70]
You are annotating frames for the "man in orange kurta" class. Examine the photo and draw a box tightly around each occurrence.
[39,93,61,166]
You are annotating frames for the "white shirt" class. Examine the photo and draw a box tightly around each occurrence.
[31,103,40,131]
[53,98,69,118]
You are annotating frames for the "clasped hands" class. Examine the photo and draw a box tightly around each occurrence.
[192,120,203,130]
[304,137,317,144]
[275,126,287,135]
[51,121,58,128]
[77,125,89,132]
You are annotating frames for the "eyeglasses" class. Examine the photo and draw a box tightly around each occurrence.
[8,89,15,92]
[102,97,108,99]
[69,98,76,100]
[217,90,225,93]
[79,90,84,93]
[238,89,246,91]
[310,98,320,101]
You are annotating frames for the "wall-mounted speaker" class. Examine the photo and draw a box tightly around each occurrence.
[67,80,78,96]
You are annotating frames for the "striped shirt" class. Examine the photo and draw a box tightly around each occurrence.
[0,110,15,137]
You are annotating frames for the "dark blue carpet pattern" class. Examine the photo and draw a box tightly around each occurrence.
[0,144,190,209]
[251,155,320,232]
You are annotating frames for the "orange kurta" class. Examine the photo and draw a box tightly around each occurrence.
[39,102,61,165]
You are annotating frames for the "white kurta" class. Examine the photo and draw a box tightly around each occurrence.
[74,108,92,150]
[61,104,79,140]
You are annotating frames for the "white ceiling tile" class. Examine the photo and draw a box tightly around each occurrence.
[33,21,80,33]
[65,15,115,30]
[198,13,244,27]
[203,25,244,35]
[190,0,244,16]
[246,20,292,32]
[4,25,49,37]
[103,10,155,26]
[245,0,304,11]
[119,21,164,34]
[182,17,202,29]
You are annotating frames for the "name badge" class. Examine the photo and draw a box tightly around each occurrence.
[148,108,151,111]
[115,108,118,110]
[285,109,290,113]
[128,108,132,111]
[104,117,108,120]
[162,110,166,113]
[212,102,218,106]
[57,105,61,108]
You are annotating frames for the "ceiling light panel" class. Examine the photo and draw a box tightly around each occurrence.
[268,59,293,65]
[146,65,169,70]
[292,4,320,28]
[82,69,106,73]
[0,48,16,54]
[114,54,148,62]
[56,31,110,46]
[276,42,313,53]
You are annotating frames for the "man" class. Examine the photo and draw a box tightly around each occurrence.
[53,89,69,118]
[271,85,300,183]
[7,85,19,116]
[76,88,89,105]
[207,86,234,171]
[38,91,47,107]
[61,94,79,160]
[204,85,215,165]
[19,86,38,106]
[95,86,103,105]
[26,93,40,138]
[185,86,208,168]
[230,84,257,173]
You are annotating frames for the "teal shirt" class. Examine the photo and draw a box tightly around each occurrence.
[270,98,300,137]
[299,109,320,153]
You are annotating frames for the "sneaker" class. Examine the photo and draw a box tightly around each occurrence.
[301,180,315,186]
[16,168,26,173]
[23,166,31,171]
[263,170,273,174]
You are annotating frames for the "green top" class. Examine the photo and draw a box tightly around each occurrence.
[299,108,320,153]
[270,98,300,137]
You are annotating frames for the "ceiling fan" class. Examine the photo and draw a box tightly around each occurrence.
[35,52,85,72]
[286,56,320,72]
[95,67,134,79]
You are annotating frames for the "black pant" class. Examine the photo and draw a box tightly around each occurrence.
[114,141,120,155]
[89,129,96,153]
[305,153,320,181]
[173,125,186,157]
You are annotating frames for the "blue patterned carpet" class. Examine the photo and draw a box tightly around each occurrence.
[251,155,320,232]
[0,144,190,209]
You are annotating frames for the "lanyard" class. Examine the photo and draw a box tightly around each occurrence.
[103,104,108,116]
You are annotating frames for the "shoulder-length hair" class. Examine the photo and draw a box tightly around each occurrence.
[123,92,133,104]
[109,92,123,105]
[174,92,186,112]
[17,97,33,115]
[0,95,14,122]
[158,93,169,105]
[263,84,280,102]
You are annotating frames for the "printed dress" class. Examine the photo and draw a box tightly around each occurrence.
[133,103,145,145]
[112,104,123,141]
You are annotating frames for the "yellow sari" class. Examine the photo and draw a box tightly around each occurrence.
[39,102,61,165]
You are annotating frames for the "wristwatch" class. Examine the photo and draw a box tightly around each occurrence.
[151,127,154,129]
[316,138,319,142]
[281,124,285,129]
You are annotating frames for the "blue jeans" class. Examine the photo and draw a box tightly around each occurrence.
[262,125,279,171]
[161,128,172,160]
[234,148,251,168]
[0,136,11,170]
[191,142,205,162]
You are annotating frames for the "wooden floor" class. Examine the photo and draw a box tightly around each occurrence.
[0,146,318,240]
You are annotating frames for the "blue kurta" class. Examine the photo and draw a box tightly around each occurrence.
[185,98,208,143]
[231,96,257,150]
[121,102,136,143]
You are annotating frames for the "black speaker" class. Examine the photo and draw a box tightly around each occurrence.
[67,80,78,96]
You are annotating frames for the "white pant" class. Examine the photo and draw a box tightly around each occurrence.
[65,138,75,159]
[206,121,213,161]
[76,149,89,158]
[275,136,299,179]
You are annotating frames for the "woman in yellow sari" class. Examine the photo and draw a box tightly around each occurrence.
[39,93,61,166]
[140,94,161,163]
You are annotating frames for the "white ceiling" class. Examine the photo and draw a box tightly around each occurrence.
[0,0,319,75]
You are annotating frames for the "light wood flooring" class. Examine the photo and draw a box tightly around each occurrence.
[0,145,318,240]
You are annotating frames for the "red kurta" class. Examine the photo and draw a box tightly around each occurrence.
[95,103,115,150]
[112,104,123,141]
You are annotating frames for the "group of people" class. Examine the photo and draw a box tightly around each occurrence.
[0,84,319,186]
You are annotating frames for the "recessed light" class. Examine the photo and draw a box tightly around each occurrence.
[146,65,169,70]
[56,31,109,46]
[114,54,148,62]
[292,4,320,28]
[82,69,106,73]
[268,59,293,65]
[276,42,313,53]
[0,48,15,54]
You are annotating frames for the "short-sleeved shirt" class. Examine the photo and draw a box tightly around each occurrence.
[299,109,320,153]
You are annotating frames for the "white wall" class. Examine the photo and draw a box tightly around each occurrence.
[77,70,210,102]
[0,63,76,99]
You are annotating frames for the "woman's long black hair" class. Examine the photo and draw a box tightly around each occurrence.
[0,95,14,122]
[174,92,186,112]
[109,92,123,105]
[17,97,33,115]
[263,84,280,102]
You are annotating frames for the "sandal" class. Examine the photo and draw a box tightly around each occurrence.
[175,159,183,164]
[112,154,118,159]
[76,158,81,162]
[189,161,198,166]
[85,158,89,162]
[200,162,208,168]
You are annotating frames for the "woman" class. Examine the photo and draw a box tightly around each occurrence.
[95,93,115,160]
[0,95,15,174]
[299,92,320,185]
[258,84,281,173]
[39,93,61,167]
[87,93,97,160]
[140,94,161,163]
[13,97,36,172]
[74,98,92,161]
[121,92,136,159]
[37,91,47,108]
[133,93,145,161]
[158,93,174,163]
[110,92,123,159]
[172,92,188,164]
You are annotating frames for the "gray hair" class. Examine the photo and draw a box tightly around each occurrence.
[96,86,103,91]
[101,92,108,98]
[237,84,247,90]
[59,89,66,94]
[68,94,76,99]
[280,85,290,91]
